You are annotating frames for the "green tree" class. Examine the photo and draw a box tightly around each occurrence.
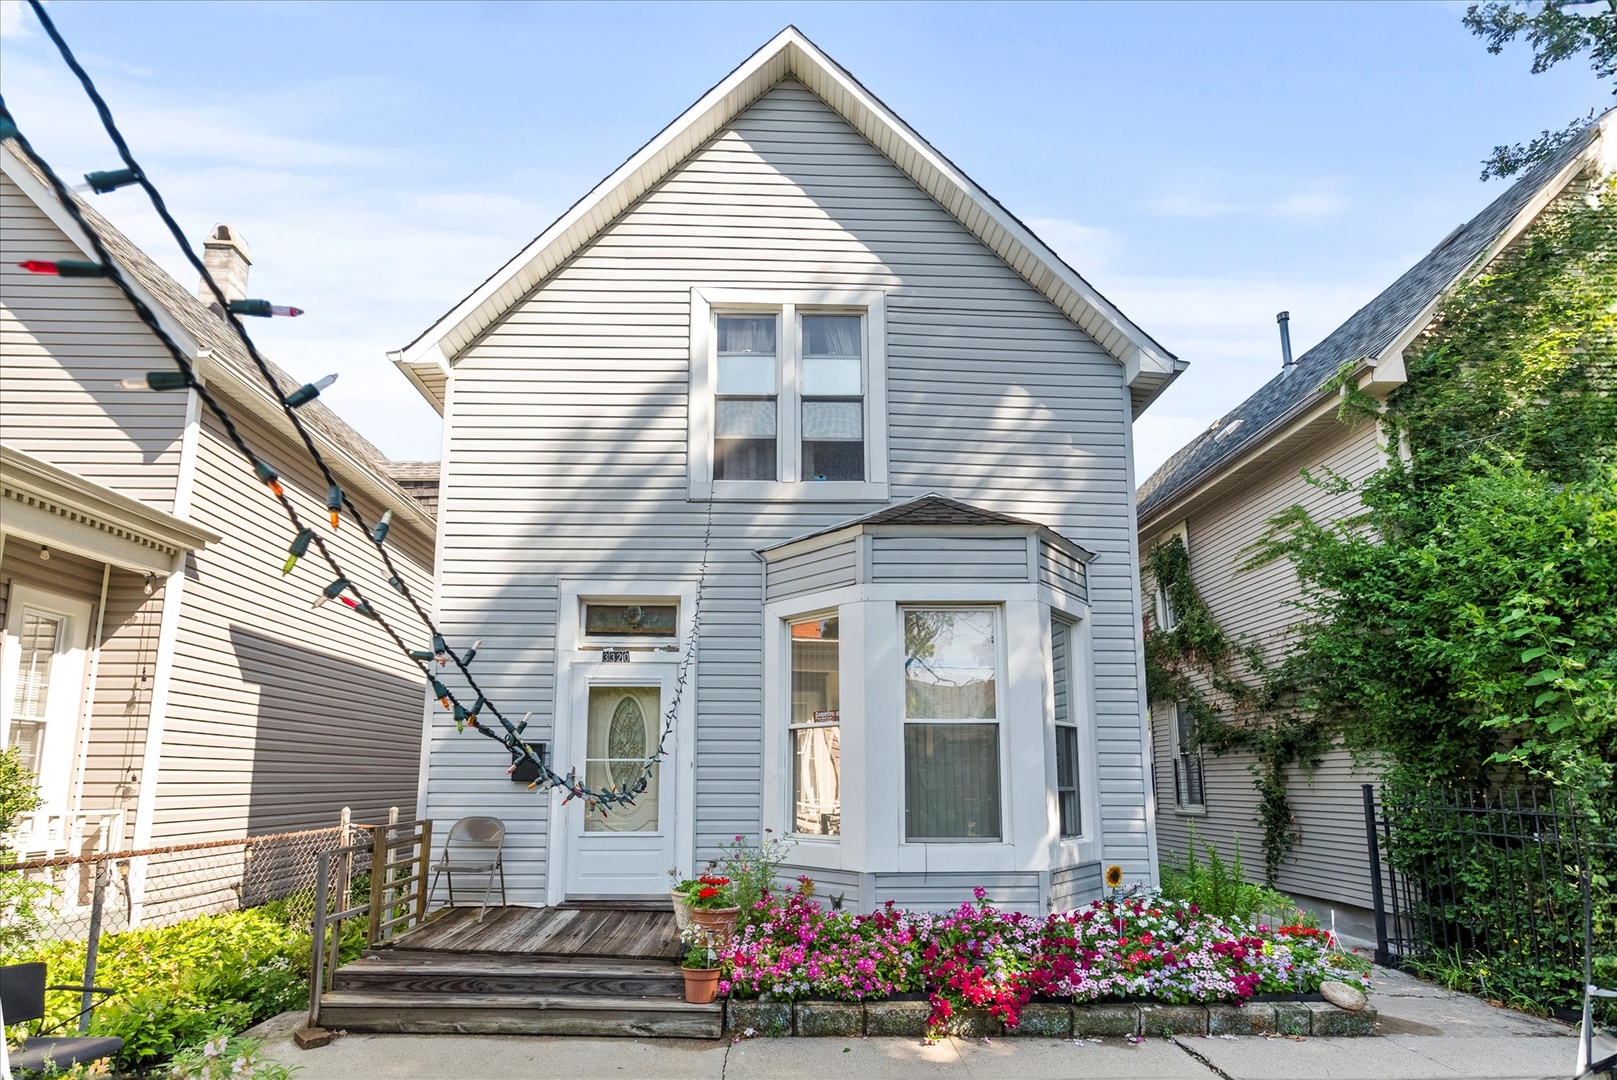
[1465,0,1617,178]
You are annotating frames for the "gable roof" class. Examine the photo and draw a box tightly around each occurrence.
[1137,109,1616,525]
[761,493,1096,563]
[0,143,434,536]
[392,26,1183,417]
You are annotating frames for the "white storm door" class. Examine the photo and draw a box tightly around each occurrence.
[0,586,93,839]
[563,664,680,898]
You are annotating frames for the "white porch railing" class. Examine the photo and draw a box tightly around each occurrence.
[8,808,127,861]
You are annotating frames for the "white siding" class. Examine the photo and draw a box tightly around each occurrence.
[150,405,433,842]
[764,537,857,601]
[1038,541,1087,603]
[1145,419,1386,909]
[1051,862,1104,911]
[427,80,1150,901]
[869,535,1029,582]
[0,174,187,511]
[872,871,1042,913]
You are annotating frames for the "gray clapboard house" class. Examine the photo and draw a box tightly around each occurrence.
[1136,111,1615,932]
[399,28,1185,913]
[0,143,433,923]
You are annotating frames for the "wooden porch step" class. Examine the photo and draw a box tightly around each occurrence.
[336,949,684,997]
[317,990,722,1039]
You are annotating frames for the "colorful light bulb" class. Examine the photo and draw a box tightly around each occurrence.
[119,371,187,391]
[83,168,140,193]
[326,485,342,529]
[282,528,314,575]
[285,374,338,408]
[19,259,107,277]
[313,578,348,608]
[227,299,304,318]
[371,509,393,544]
[253,459,283,497]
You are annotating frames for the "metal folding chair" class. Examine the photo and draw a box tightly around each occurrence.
[0,962,123,1076]
[427,815,507,921]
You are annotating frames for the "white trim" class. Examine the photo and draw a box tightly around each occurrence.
[394,28,1176,390]
[127,565,187,924]
[688,288,890,502]
[416,368,457,824]
[171,387,203,519]
[69,562,112,820]
[548,577,698,904]
[1125,403,1163,883]
[1,586,94,837]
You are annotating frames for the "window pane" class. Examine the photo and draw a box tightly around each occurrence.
[802,315,861,357]
[790,618,840,725]
[1052,619,1070,727]
[584,603,677,638]
[715,439,776,481]
[802,441,864,482]
[1057,726,1080,837]
[794,727,841,836]
[904,610,996,719]
[717,315,776,355]
[802,401,862,440]
[11,613,60,721]
[802,355,861,396]
[718,354,776,395]
[904,723,1001,840]
[715,399,777,438]
[583,686,660,832]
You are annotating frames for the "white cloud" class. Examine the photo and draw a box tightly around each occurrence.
[0,0,32,39]
[1145,185,1351,219]
[1024,217,1123,274]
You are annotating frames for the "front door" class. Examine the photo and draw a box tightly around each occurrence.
[561,666,680,898]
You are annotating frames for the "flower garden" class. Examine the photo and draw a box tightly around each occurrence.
[716,884,1368,1037]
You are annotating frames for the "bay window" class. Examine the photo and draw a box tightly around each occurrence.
[1052,616,1081,838]
[902,607,1001,841]
[790,615,840,836]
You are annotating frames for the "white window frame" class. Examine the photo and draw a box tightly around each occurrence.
[577,597,683,651]
[688,288,889,502]
[786,611,842,840]
[1168,700,1206,814]
[1050,614,1082,840]
[899,603,1006,844]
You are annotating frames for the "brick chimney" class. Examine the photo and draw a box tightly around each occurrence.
[200,224,251,307]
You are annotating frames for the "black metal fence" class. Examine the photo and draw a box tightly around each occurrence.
[1363,783,1615,1021]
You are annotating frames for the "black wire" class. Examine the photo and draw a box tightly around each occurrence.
[12,0,710,808]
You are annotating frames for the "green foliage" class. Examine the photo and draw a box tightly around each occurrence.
[168,1032,298,1080]
[13,899,320,1072]
[1464,1,1616,178]
[0,746,54,955]
[1158,825,1302,925]
[1143,537,1328,884]
[711,832,795,928]
[1251,180,1617,797]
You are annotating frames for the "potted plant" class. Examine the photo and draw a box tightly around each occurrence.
[680,927,722,1004]
[686,873,740,944]
[669,873,699,934]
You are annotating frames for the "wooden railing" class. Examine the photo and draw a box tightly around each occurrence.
[306,817,432,1029]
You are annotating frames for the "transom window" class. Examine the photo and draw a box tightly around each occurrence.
[902,607,1002,841]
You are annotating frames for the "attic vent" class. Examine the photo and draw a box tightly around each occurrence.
[1214,419,1244,441]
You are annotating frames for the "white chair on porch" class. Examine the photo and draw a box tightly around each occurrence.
[427,816,507,921]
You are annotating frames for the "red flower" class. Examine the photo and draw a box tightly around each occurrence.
[698,886,719,899]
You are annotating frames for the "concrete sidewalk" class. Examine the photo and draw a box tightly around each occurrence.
[257,967,1578,1080]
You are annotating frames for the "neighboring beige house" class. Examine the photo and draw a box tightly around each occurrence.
[1136,112,1616,933]
[398,28,1185,914]
[0,143,434,921]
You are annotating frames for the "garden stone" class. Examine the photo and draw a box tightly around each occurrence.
[1308,1001,1377,1036]
[1321,980,1368,1012]
[1273,1001,1312,1036]
[863,1001,930,1037]
[1206,1002,1276,1035]
[1007,1003,1070,1037]
[1137,1004,1208,1036]
[795,1002,863,1037]
[940,1008,1003,1038]
[728,999,794,1037]
[1072,1004,1140,1037]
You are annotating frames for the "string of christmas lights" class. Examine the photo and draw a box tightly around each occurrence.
[8,0,710,814]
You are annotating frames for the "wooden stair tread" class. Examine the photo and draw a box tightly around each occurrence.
[354,950,679,975]
[321,990,714,1012]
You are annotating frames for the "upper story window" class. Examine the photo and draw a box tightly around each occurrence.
[690,289,889,501]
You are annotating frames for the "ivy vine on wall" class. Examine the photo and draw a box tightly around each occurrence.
[1143,536,1330,886]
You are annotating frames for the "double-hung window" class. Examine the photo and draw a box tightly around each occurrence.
[902,607,1002,841]
[691,290,888,500]
[1170,701,1205,811]
[789,615,840,836]
[1051,617,1081,838]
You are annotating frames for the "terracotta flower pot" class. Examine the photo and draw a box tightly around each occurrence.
[689,905,740,944]
[682,966,721,1004]
[670,888,695,934]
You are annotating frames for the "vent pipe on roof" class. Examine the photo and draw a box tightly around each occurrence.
[1276,310,1295,373]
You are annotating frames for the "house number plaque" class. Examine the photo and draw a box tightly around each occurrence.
[601,649,631,663]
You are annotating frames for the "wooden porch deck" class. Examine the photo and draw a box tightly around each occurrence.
[317,903,719,1038]
[386,903,681,960]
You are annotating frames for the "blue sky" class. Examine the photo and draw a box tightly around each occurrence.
[1,1,1606,478]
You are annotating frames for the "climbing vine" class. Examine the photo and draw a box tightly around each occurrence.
[1143,537,1330,885]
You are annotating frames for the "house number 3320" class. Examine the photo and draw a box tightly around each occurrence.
[602,649,630,663]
